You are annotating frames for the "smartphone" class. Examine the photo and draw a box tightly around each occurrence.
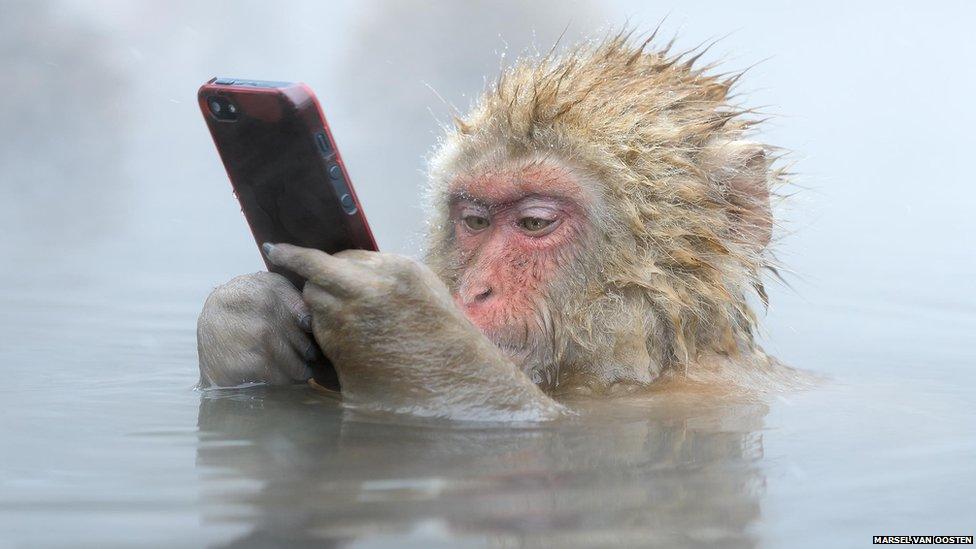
[199,77,377,389]
[198,77,377,289]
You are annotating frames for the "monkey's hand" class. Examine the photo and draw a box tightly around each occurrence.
[264,243,564,421]
[196,271,321,387]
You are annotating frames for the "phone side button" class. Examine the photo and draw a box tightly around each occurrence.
[329,165,344,180]
[339,194,358,215]
[315,132,332,156]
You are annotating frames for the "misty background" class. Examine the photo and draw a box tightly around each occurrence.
[3,0,973,377]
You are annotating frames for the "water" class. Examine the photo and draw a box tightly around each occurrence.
[2,1,974,547]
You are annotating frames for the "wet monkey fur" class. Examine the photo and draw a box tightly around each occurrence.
[426,30,783,393]
[198,29,791,420]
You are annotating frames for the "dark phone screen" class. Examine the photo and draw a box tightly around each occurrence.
[202,85,376,289]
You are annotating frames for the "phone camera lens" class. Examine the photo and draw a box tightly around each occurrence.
[207,96,240,121]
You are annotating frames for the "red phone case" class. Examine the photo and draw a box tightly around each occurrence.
[198,77,378,290]
[199,78,377,390]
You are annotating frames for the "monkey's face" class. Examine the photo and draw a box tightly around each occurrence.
[424,35,784,388]
[445,161,593,376]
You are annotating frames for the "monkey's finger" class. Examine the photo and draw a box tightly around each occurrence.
[279,319,319,363]
[267,339,313,384]
[302,282,342,316]
[266,272,314,332]
[263,243,362,296]
[284,286,313,333]
[301,284,344,352]
[333,248,384,267]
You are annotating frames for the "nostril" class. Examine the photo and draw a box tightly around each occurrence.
[474,287,493,302]
[459,282,495,306]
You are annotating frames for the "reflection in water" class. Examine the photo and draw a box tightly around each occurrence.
[197,387,767,547]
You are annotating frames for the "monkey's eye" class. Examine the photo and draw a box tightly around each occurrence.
[462,215,490,231]
[517,217,555,233]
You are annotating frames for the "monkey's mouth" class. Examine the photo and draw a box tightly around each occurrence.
[483,329,525,352]
[493,339,528,356]
[454,296,544,366]
[480,323,539,365]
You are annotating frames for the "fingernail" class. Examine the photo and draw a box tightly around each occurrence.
[261,242,275,256]
[298,314,312,332]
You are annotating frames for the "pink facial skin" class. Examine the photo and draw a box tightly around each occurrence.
[448,163,589,347]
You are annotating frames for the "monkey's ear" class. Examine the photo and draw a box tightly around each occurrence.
[702,140,772,250]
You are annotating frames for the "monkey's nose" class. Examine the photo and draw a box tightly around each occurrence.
[460,283,494,306]
[473,286,493,302]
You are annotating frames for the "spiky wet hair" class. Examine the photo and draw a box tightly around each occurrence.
[425,30,785,378]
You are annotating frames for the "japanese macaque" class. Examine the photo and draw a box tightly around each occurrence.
[197,32,787,421]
